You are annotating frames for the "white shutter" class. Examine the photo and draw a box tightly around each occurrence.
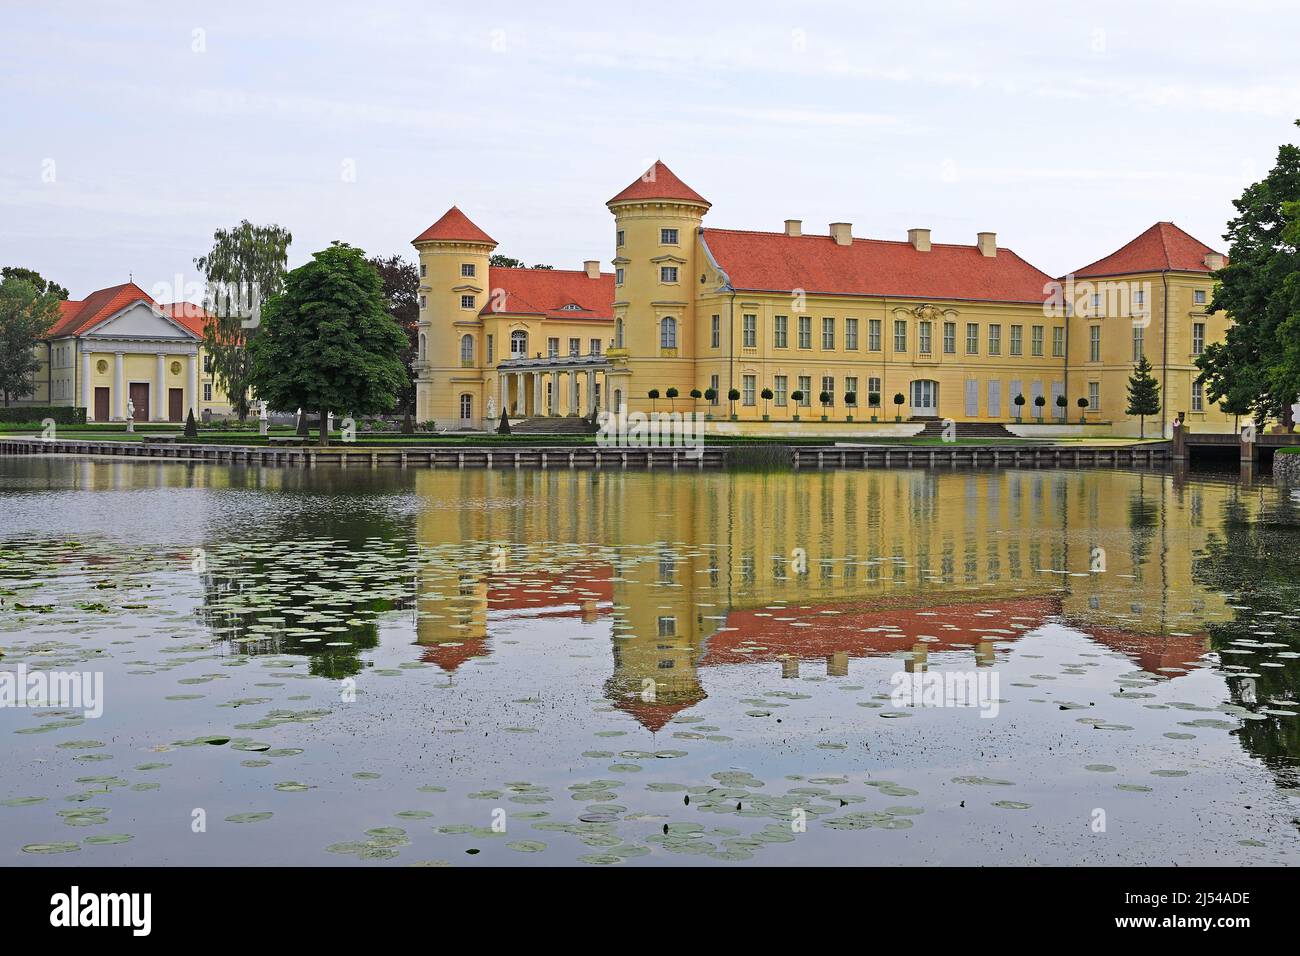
[965,379,979,417]
[988,380,1001,418]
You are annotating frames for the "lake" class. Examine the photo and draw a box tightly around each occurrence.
[2,458,1299,865]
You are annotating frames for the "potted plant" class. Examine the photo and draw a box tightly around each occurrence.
[791,390,804,422]
[868,392,880,423]
[760,387,773,421]
[818,390,832,421]
[844,391,856,423]
[666,386,679,413]
[893,392,905,422]
[1055,394,1068,422]
[727,388,740,421]
[648,388,659,413]
[703,387,717,420]
[1077,396,1089,423]
[1013,393,1026,422]
[689,388,702,414]
[1033,394,1046,420]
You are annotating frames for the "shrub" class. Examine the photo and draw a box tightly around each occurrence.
[0,406,86,425]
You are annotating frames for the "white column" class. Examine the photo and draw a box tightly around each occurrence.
[533,372,542,416]
[187,352,199,420]
[587,370,597,416]
[81,348,92,419]
[569,371,579,416]
[113,351,125,420]
[550,371,560,415]
[513,372,525,415]
[155,353,166,420]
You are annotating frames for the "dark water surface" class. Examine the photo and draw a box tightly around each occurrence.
[2,457,1299,865]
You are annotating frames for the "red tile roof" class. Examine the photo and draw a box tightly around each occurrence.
[158,302,216,338]
[1071,222,1224,278]
[45,282,156,338]
[412,205,497,245]
[607,160,710,207]
[482,267,615,321]
[702,228,1054,304]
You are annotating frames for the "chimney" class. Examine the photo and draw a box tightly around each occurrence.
[908,228,931,252]
[584,260,601,279]
[976,231,997,258]
[829,222,853,246]
[1203,252,1224,271]
[784,219,802,237]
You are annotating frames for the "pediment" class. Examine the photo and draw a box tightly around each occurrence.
[83,301,197,340]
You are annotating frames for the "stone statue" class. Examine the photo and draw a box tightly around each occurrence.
[258,401,269,436]
[125,398,135,433]
[486,395,496,422]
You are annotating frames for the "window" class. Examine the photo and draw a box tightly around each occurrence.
[1132,325,1144,362]
[845,317,859,350]
[1088,381,1099,411]
[773,315,788,348]
[943,321,956,354]
[988,324,1001,355]
[1031,325,1044,357]
[1193,322,1205,356]
[711,314,721,348]
[615,268,624,285]
[660,266,678,283]
[1191,379,1204,412]
[460,334,474,366]
[486,334,494,364]
[616,229,625,247]
[918,320,932,355]
[1194,289,1207,305]
[203,383,212,401]
[742,374,756,406]
[798,376,812,406]
[1010,325,1023,356]
[460,394,473,419]
[461,263,475,278]
[845,376,858,404]
[709,374,719,404]
[743,313,757,348]
[1133,289,1145,309]
[660,317,677,349]
[203,354,213,374]
[966,323,979,354]
[419,295,427,311]
[460,294,475,310]
[894,319,907,352]
[821,376,834,402]
[868,376,882,404]
[868,319,882,352]
[509,330,527,357]
[615,319,624,349]
[1052,326,1065,357]
[798,316,812,349]
[774,375,788,406]
[547,337,559,358]
[590,339,601,356]
[420,263,426,277]
[1090,292,1102,315]
[569,337,580,356]
[1089,325,1101,362]
[822,317,835,350]
[660,228,678,245]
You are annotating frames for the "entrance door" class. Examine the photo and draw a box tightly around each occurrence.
[909,380,939,416]
[129,383,150,421]
[94,387,110,422]
[169,388,184,422]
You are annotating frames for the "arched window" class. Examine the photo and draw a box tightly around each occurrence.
[615,318,624,348]
[459,394,473,420]
[510,330,528,357]
[418,333,426,360]
[660,317,677,349]
[460,334,473,366]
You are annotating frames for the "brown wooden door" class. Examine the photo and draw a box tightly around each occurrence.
[169,388,184,422]
[94,387,109,422]
[129,383,149,421]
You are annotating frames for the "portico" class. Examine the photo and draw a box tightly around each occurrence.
[494,354,613,419]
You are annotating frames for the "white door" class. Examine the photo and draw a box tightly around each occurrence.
[910,380,938,416]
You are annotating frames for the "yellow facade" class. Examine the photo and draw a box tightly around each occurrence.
[416,163,1234,437]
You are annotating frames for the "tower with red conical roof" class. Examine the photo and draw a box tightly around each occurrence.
[411,206,498,425]
[605,160,710,415]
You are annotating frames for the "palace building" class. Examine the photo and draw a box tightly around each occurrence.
[414,160,1233,437]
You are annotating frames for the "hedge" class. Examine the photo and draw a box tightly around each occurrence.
[0,406,87,425]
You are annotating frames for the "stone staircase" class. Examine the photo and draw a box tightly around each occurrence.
[909,417,1018,439]
[508,415,598,435]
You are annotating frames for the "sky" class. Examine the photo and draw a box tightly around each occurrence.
[2,0,1299,301]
